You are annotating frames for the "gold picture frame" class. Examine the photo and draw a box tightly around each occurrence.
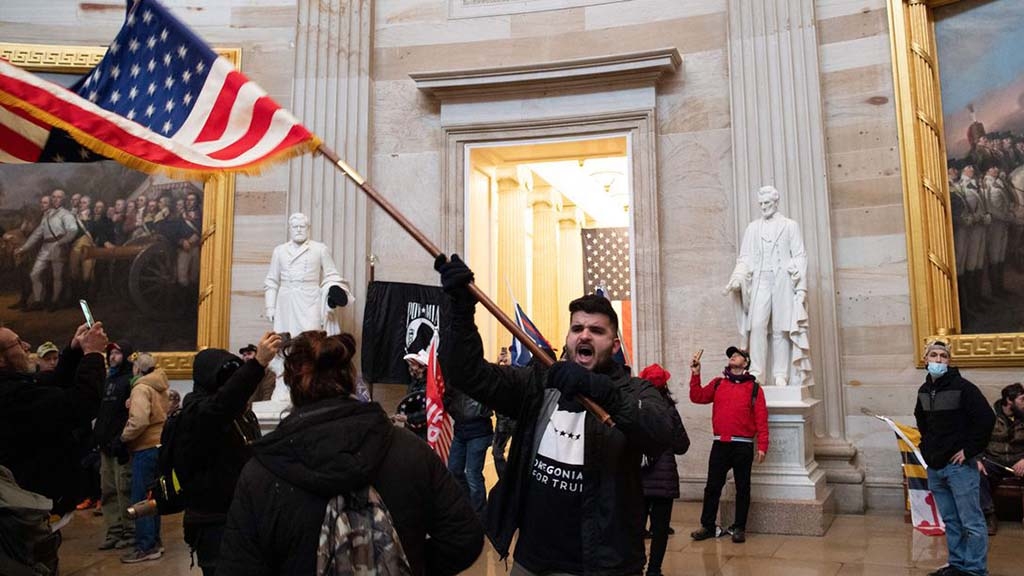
[1,42,237,378]
[887,0,1024,367]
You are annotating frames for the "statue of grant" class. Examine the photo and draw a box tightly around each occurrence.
[724,185,812,386]
[264,213,353,337]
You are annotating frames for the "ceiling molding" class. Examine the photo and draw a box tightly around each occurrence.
[411,48,682,100]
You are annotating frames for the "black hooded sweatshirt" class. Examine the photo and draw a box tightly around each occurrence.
[914,367,995,469]
[218,396,484,576]
[93,341,135,452]
[175,348,265,525]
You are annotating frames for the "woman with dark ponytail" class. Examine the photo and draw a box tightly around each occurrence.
[219,330,483,576]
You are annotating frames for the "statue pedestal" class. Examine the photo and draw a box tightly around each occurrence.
[719,385,835,536]
[251,399,290,434]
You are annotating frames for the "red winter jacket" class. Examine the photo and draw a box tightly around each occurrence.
[690,371,769,452]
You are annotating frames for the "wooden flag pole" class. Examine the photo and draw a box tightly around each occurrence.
[317,144,614,427]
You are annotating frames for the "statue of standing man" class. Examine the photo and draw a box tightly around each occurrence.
[724,186,812,387]
[264,213,353,338]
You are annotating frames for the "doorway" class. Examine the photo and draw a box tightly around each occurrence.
[463,135,635,364]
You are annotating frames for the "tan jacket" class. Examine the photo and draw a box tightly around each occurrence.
[121,368,171,452]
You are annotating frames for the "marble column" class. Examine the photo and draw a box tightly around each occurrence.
[558,205,585,341]
[724,0,862,524]
[530,184,562,342]
[256,0,373,431]
[497,167,529,344]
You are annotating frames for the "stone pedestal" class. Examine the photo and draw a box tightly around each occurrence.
[720,386,835,536]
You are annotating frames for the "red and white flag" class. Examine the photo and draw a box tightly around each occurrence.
[0,0,318,176]
[425,338,454,463]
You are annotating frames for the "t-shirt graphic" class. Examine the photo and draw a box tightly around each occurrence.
[515,408,586,574]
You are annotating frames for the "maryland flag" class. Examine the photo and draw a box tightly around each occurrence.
[874,414,945,536]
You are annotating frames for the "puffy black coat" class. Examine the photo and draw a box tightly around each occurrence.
[219,397,483,576]
[0,347,104,514]
[914,367,995,469]
[642,394,689,499]
[175,349,264,526]
[984,400,1024,468]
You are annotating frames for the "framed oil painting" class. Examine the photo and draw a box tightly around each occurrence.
[0,42,236,377]
[889,0,1024,366]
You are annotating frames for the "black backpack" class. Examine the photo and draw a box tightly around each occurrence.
[152,408,185,515]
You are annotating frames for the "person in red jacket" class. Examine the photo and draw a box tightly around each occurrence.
[689,346,768,543]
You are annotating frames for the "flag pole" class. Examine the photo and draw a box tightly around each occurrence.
[317,144,614,427]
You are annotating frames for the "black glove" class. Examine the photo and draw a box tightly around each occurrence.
[434,254,475,303]
[547,361,614,411]
[327,285,348,308]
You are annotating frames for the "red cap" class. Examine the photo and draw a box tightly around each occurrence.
[105,342,122,353]
[639,363,671,388]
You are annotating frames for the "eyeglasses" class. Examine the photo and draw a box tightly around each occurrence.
[1,337,30,353]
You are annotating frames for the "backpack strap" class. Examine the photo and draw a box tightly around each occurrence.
[751,381,760,407]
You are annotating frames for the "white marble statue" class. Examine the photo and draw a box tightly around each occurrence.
[724,185,812,386]
[264,212,353,337]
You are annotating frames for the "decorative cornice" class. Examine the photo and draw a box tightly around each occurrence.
[411,48,681,100]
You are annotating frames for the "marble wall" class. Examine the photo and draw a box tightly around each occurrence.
[5,0,1016,511]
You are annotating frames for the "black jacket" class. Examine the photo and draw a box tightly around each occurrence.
[219,397,483,576]
[439,298,673,576]
[93,352,134,452]
[176,349,264,526]
[0,346,104,514]
[642,393,689,500]
[914,367,995,469]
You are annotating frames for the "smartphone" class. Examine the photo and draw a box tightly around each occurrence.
[277,332,292,347]
[695,348,704,362]
[80,299,94,327]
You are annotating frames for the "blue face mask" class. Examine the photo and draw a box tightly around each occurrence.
[927,362,948,377]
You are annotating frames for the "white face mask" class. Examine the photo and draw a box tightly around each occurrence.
[927,362,948,377]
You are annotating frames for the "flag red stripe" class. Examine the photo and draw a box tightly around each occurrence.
[194,70,246,144]
[0,119,43,162]
[5,102,51,130]
[206,95,278,160]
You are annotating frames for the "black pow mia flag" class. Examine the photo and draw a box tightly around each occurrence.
[360,281,450,385]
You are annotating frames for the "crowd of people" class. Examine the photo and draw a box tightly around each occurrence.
[948,129,1024,318]
[1,186,203,311]
[1,254,1021,576]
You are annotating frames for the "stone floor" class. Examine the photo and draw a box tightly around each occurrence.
[58,502,1022,576]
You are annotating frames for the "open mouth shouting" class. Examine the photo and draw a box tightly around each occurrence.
[574,343,595,367]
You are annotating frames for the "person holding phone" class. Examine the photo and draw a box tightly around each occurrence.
[0,322,108,574]
[689,347,768,544]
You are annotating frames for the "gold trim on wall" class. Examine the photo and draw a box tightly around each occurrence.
[2,42,238,379]
[887,0,1024,367]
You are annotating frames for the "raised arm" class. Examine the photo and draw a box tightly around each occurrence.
[436,254,540,417]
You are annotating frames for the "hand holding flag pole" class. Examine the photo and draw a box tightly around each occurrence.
[317,144,614,428]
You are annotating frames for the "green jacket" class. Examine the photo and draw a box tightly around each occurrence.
[984,400,1024,467]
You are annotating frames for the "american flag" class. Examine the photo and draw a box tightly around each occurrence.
[582,227,631,299]
[0,0,318,175]
[424,338,454,463]
[582,227,633,365]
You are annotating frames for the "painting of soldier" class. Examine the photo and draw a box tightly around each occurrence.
[0,161,204,351]
[937,0,1024,333]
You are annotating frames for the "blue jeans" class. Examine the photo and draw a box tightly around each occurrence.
[129,447,161,552]
[448,433,492,516]
[927,459,988,576]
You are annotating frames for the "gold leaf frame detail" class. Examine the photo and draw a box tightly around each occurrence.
[1,42,237,378]
[887,0,1024,367]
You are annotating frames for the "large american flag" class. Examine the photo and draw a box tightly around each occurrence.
[425,338,454,463]
[582,227,633,365]
[0,0,318,175]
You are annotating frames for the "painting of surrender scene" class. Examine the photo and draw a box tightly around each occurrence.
[0,161,204,351]
[937,0,1024,334]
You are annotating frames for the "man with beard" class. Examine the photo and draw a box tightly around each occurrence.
[0,322,108,574]
[435,255,672,576]
[93,341,136,550]
[978,383,1024,536]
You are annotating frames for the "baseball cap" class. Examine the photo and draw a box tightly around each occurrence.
[403,349,430,366]
[726,346,750,365]
[36,342,59,357]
